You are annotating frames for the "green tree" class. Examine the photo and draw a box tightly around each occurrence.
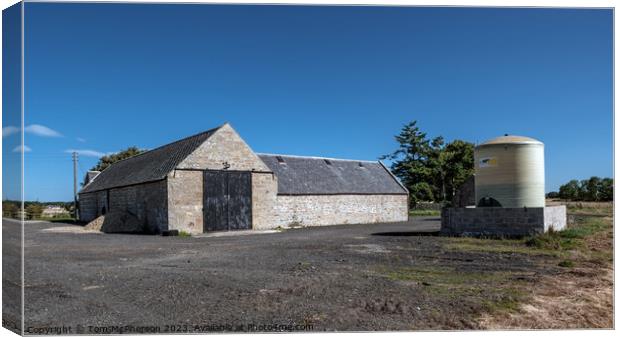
[2,201,19,218]
[584,176,602,201]
[90,146,145,172]
[546,191,560,199]
[599,178,613,201]
[381,121,435,206]
[557,177,613,201]
[558,180,580,200]
[25,203,43,220]
[440,140,475,203]
[382,121,474,207]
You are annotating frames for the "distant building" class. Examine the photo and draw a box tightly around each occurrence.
[78,123,408,234]
[41,205,69,217]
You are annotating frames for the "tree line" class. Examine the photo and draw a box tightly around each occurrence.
[2,200,73,219]
[547,177,613,202]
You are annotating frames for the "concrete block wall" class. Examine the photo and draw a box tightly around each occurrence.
[167,170,204,234]
[270,194,409,229]
[544,205,567,232]
[441,206,566,236]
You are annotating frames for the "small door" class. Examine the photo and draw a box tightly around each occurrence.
[203,171,252,232]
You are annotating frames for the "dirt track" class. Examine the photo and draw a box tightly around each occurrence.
[3,217,560,333]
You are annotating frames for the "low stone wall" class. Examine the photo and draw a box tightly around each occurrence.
[269,194,409,229]
[441,206,566,237]
[107,180,168,233]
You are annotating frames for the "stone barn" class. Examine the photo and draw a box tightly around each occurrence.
[78,123,409,234]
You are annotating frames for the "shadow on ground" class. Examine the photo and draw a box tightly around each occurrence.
[372,231,440,237]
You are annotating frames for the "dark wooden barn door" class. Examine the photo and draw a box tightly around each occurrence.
[203,171,252,232]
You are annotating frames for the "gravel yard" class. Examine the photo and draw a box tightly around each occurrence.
[2,213,609,333]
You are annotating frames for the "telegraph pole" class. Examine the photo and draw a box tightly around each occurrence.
[72,151,78,220]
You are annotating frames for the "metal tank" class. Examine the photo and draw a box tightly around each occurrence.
[474,135,545,208]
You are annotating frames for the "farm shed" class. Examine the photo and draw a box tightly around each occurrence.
[78,123,409,234]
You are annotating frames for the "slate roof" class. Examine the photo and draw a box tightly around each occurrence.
[80,126,221,193]
[258,154,408,195]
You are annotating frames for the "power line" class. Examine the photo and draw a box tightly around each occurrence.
[72,152,78,220]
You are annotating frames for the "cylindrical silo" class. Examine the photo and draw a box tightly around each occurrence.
[474,135,545,208]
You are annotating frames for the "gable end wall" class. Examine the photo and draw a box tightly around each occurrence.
[168,124,277,233]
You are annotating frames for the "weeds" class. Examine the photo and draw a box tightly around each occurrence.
[178,230,192,237]
[409,209,441,217]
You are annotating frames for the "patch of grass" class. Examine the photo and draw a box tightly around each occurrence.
[178,230,192,237]
[566,202,613,216]
[481,287,525,313]
[446,215,611,262]
[445,237,559,257]
[409,209,440,216]
[383,266,510,292]
[558,260,575,268]
[380,265,525,314]
[524,233,580,251]
[524,217,609,255]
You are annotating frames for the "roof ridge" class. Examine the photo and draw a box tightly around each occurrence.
[98,124,225,171]
[256,152,378,164]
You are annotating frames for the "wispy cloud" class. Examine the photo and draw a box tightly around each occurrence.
[3,126,19,138]
[13,145,32,153]
[76,137,86,143]
[64,149,106,157]
[25,124,62,137]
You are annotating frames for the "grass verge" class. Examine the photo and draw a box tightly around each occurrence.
[409,209,440,216]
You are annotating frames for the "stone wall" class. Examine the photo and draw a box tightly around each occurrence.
[251,173,278,230]
[167,170,203,234]
[441,206,566,237]
[177,123,270,172]
[107,180,168,233]
[79,181,168,232]
[269,194,409,229]
[78,190,106,222]
[167,123,275,233]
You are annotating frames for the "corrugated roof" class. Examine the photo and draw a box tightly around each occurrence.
[478,135,543,147]
[258,154,408,195]
[80,126,222,193]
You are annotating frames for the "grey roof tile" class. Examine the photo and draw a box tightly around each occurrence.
[80,126,221,193]
[258,154,407,195]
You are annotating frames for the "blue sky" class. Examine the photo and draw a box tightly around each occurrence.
[2,3,613,201]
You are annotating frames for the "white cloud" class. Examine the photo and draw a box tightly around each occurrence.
[24,124,62,137]
[3,126,19,138]
[13,145,32,153]
[64,149,106,157]
[76,137,86,143]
